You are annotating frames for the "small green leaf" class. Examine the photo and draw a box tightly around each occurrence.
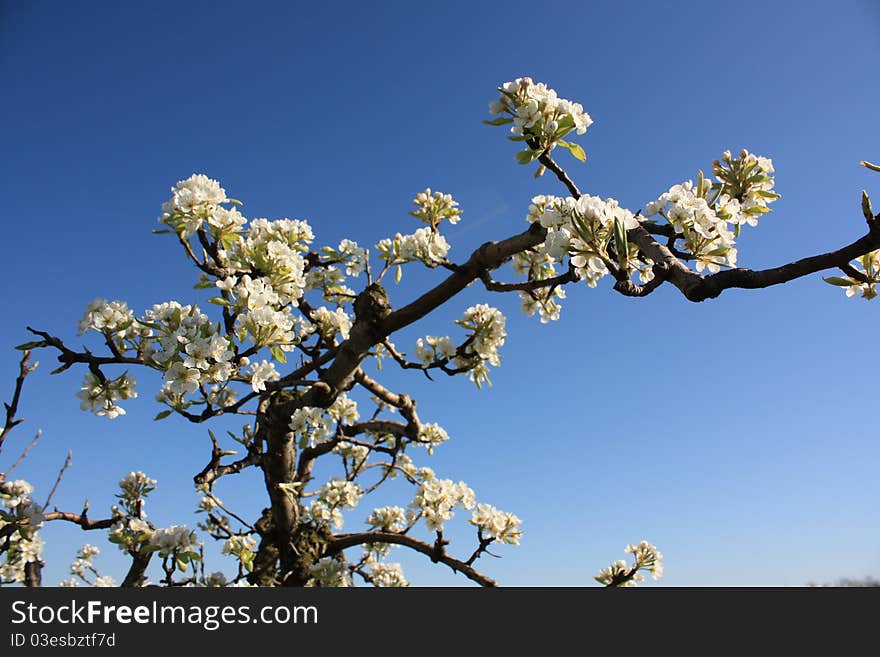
[151,229,171,235]
[613,217,628,268]
[567,143,586,162]
[754,189,781,200]
[482,117,514,126]
[533,165,546,179]
[744,205,771,215]
[515,148,542,165]
[823,276,855,287]
[206,297,231,306]
[697,170,705,197]
[862,191,874,222]
[270,346,287,364]
[395,264,403,284]
[154,410,172,421]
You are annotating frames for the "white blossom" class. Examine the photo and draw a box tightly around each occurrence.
[369,562,409,587]
[470,503,523,544]
[308,557,351,587]
[409,479,475,532]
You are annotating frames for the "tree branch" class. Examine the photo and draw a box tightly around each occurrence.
[629,223,880,302]
[328,531,497,587]
[0,351,35,453]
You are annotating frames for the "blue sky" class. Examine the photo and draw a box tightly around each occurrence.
[2,0,879,586]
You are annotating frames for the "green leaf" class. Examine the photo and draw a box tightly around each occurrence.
[554,115,575,138]
[206,297,231,306]
[744,205,771,215]
[154,410,172,421]
[515,148,542,165]
[395,264,403,284]
[860,160,880,173]
[533,165,546,179]
[613,217,628,268]
[567,142,586,162]
[823,276,855,287]
[482,117,514,126]
[862,191,874,222]
[697,170,705,197]
[506,135,529,142]
[270,347,287,364]
[151,229,171,235]
[754,189,781,200]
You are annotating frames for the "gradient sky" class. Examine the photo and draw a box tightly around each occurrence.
[2,1,879,587]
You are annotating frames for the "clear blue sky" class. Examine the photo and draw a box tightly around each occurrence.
[2,0,879,586]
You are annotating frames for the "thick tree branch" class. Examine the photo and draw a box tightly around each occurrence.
[381,223,548,335]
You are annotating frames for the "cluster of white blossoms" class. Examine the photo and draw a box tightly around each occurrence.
[366,505,407,532]
[289,406,332,448]
[144,302,235,390]
[224,218,311,303]
[118,471,156,499]
[76,371,137,419]
[108,516,152,552]
[453,304,507,388]
[328,393,359,425]
[594,540,663,587]
[413,335,457,366]
[65,545,117,587]
[310,479,363,529]
[333,441,370,465]
[0,479,44,584]
[417,423,449,453]
[644,150,779,272]
[236,304,311,353]
[488,77,593,165]
[159,174,241,239]
[307,556,351,587]
[244,359,279,392]
[148,524,200,561]
[376,189,461,273]
[527,194,646,288]
[107,471,155,553]
[369,562,409,587]
[409,188,462,231]
[376,226,451,266]
[408,479,475,532]
[825,249,880,300]
[470,503,523,545]
[511,251,567,323]
[221,534,257,572]
[320,239,368,278]
[309,306,353,341]
[77,299,143,343]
